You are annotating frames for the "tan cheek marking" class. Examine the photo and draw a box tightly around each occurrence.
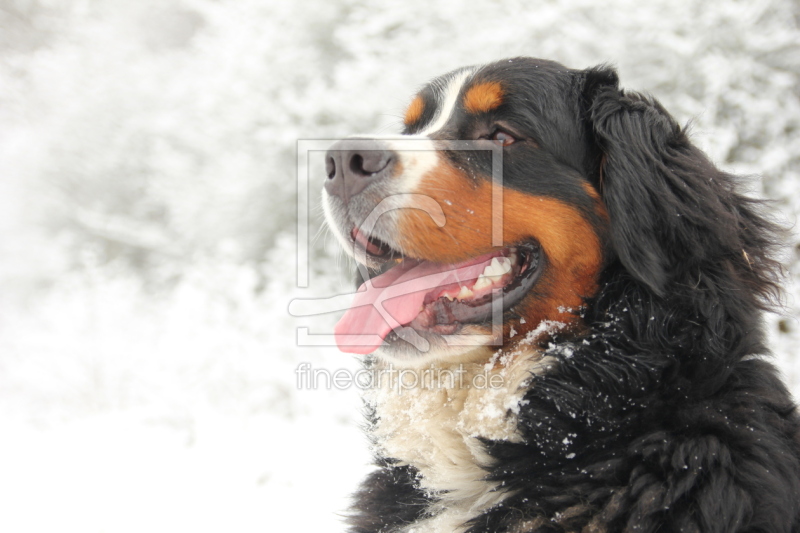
[583,181,610,221]
[582,181,601,202]
[403,95,425,126]
[396,163,605,341]
[463,81,504,114]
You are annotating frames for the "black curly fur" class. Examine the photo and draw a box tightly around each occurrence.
[345,59,800,533]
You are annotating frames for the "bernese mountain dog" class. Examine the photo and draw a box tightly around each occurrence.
[321,57,800,532]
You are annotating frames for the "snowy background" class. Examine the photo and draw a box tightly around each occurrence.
[1,0,799,531]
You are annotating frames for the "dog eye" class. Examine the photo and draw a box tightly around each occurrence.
[491,130,516,146]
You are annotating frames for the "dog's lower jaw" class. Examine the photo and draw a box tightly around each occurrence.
[373,325,496,369]
[366,348,558,532]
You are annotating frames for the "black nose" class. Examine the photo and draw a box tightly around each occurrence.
[325,139,396,203]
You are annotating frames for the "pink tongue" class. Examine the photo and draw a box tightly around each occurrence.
[334,257,495,354]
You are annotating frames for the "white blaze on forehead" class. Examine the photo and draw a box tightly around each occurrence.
[320,66,478,259]
[419,68,476,136]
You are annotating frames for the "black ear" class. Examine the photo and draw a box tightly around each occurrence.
[580,65,620,110]
[580,66,742,296]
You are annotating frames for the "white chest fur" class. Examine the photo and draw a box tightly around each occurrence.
[366,351,557,533]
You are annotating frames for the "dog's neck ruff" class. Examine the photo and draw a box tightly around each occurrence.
[367,349,558,533]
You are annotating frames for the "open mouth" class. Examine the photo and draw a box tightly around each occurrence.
[335,227,543,354]
[351,227,397,258]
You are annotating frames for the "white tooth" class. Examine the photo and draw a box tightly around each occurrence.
[457,286,474,299]
[444,294,454,301]
[496,256,511,273]
[483,257,511,282]
[509,252,518,266]
[490,257,502,275]
[473,275,492,290]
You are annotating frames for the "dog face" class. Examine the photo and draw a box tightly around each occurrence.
[323,58,614,365]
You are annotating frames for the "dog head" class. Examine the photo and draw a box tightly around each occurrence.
[322,57,781,369]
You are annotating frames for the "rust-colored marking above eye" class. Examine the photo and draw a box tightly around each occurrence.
[463,81,504,114]
[403,95,425,126]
